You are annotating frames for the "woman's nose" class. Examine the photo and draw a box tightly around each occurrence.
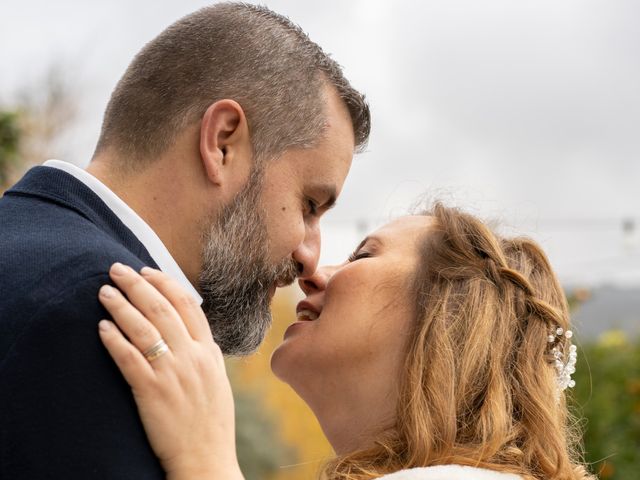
[298,265,335,295]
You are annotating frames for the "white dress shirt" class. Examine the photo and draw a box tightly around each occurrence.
[43,159,203,304]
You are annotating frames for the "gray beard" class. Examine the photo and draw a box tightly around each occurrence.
[197,168,298,356]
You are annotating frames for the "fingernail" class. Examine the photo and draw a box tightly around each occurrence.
[100,285,116,298]
[140,266,155,276]
[98,320,111,332]
[111,263,128,276]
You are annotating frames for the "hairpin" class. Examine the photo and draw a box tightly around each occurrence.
[548,326,577,396]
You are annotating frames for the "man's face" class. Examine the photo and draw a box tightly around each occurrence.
[198,88,355,355]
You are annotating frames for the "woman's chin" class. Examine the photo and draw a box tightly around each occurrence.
[270,321,310,380]
[270,339,313,390]
[269,341,292,382]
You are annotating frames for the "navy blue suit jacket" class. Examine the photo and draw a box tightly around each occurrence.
[0,167,165,478]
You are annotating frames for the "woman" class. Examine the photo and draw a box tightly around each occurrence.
[97,204,594,479]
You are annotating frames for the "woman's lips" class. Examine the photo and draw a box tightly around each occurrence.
[295,300,321,320]
[283,301,321,339]
[296,308,319,321]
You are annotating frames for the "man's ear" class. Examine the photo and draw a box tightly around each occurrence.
[199,99,251,187]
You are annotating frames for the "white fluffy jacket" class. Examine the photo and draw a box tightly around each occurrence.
[378,465,523,479]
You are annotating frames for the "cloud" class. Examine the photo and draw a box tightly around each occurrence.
[2,0,638,283]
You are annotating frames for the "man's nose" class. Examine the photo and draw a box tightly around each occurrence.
[298,265,335,295]
[292,221,320,278]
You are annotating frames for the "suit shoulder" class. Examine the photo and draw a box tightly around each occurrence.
[0,230,150,361]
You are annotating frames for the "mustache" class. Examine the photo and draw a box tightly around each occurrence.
[273,257,299,288]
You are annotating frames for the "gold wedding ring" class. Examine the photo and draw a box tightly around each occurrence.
[143,338,170,362]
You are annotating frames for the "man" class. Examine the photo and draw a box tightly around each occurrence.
[0,3,370,478]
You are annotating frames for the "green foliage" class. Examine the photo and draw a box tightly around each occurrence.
[230,364,297,480]
[0,110,21,187]
[571,332,640,479]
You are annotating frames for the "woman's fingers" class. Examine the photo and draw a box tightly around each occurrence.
[98,283,174,365]
[98,319,156,386]
[107,263,190,349]
[140,267,212,342]
[96,267,240,479]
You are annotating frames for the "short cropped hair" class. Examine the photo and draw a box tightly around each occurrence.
[94,2,370,165]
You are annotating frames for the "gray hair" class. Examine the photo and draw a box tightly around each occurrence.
[95,2,370,166]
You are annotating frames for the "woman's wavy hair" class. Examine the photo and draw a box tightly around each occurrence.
[322,203,594,480]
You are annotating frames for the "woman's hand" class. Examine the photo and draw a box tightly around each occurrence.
[97,263,243,480]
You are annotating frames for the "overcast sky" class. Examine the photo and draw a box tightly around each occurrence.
[1,0,639,286]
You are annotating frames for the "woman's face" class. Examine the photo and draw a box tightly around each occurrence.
[271,215,433,414]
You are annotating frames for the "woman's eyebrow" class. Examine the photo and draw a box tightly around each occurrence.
[354,235,383,252]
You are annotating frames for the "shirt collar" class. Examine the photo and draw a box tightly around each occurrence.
[43,159,203,305]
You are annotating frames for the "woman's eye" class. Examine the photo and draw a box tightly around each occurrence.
[348,251,371,262]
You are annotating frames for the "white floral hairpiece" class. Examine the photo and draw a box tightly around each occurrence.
[548,326,577,397]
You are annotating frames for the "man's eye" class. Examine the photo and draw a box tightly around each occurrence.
[348,251,371,262]
[307,198,319,216]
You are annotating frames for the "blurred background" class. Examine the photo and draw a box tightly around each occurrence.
[1,0,638,478]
